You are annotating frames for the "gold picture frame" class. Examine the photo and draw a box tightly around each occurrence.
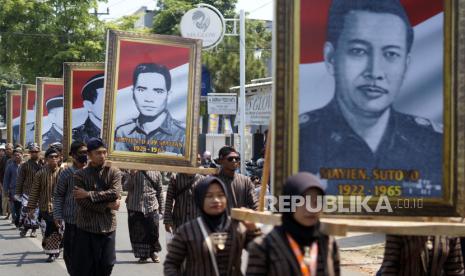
[35,77,64,151]
[273,0,465,216]
[20,84,37,147]
[101,30,202,172]
[6,90,21,145]
[63,62,105,161]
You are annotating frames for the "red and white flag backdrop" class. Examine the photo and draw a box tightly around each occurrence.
[12,94,21,144]
[71,70,105,128]
[114,40,190,127]
[25,88,36,143]
[41,83,64,135]
[299,0,444,125]
[12,94,21,127]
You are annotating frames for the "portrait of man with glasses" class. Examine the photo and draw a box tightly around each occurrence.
[114,63,186,155]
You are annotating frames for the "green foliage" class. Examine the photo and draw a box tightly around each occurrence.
[0,65,22,122]
[203,19,271,92]
[153,0,237,35]
[0,0,107,83]
[105,15,151,33]
[152,0,271,93]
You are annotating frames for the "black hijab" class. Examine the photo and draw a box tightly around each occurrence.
[280,172,325,246]
[194,176,231,232]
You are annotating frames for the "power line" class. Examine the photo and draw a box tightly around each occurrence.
[248,1,273,14]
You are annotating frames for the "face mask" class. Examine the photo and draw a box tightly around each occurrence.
[75,154,88,164]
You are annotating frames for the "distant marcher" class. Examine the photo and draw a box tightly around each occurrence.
[53,141,87,273]
[124,170,163,263]
[0,145,4,215]
[3,146,24,227]
[246,173,340,276]
[201,151,215,168]
[16,143,42,237]
[0,143,14,218]
[164,176,261,276]
[27,147,63,262]
[72,138,122,276]
[215,146,257,211]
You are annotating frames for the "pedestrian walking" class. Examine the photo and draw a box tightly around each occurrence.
[72,138,122,276]
[53,141,87,273]
[0,143,14,218]
[4,146,23,227]
[16,143,42,237]
[215,146,257,211]
[124,170,163,263]
[27,147,64,262]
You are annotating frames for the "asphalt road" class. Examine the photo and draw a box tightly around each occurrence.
[0,199,368,276]
[0,200,166,276]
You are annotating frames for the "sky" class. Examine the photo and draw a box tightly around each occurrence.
[96,0,273,21]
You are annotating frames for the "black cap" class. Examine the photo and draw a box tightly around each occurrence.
[45,147,59,158]
[13,146,24,154]
[81,74,104,103]
[27,142,40,151]
[46,96,64,112]
[49,142,63,153]
[87,138,106,152]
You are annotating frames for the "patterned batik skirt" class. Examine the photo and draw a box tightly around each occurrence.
[40,211,63,255]
[128,210,161,258]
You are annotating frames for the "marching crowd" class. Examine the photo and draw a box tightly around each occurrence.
[0,139,464,276]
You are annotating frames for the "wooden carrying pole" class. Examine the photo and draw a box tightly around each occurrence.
[258,126,272,211]
[104,160,218,175]
[231,123,282,224]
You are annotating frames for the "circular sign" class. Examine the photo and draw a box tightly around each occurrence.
[180,6,225,49]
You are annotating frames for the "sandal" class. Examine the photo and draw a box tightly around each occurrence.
[150,253,160,263]
[138,258,148,263]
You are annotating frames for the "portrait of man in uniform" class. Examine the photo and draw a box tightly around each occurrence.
[24,88,36,145]
[42,96,64,149]
[72,73,104,143]
[114,63,186,155]
[11,93,21,145]
[299,0,443,197]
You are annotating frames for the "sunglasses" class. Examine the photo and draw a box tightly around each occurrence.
[227,156,241,162]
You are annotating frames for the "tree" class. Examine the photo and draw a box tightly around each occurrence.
[152,0,271,93]
[203,19,271,93]
[0,65,22,123]
[153,0,237,35]
[0,0,107,83]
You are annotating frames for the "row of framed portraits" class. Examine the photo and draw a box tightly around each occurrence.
[7,30,202,170]
[7,0,465,217]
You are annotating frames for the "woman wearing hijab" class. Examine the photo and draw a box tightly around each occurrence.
[164,176,261,276]
[246,172,340,276]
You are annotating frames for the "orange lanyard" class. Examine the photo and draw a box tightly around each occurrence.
[286,234,318,276]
